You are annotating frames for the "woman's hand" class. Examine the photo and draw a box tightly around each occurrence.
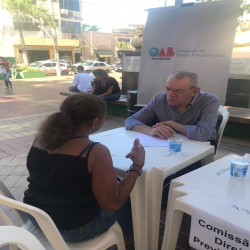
[126,138,145,168]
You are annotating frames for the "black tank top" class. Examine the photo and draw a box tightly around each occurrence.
[23,141,100,230]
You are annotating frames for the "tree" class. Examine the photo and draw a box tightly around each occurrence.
[82,23,90,31]
[88,25,101,31]
[1,0,60,75]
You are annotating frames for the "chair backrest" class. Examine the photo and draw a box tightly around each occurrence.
[0,226,45,250]
[0,180,28,223]
[217,105,229,149]
[0,195,70,250]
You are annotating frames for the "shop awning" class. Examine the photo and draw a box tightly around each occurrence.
[94,50,114,58]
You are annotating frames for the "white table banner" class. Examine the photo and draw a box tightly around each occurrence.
[190,206,250,250]
[137,0,240,105]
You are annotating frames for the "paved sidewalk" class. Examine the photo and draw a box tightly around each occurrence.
[0,75,250,250]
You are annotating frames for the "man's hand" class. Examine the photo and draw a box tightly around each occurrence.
[149,125,176,139]
[153,121,171,128]
[153,120,187,136]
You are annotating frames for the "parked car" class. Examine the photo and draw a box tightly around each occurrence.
[114,63,122,72]
[32,59,70,66]
[73,61,113,73]
[50,59,70,66]
[30,60,69,75]
[71,60,97,69]
[112,61,121,69]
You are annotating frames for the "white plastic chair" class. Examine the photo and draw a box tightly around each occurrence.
[0,181,125,250]
[216,105,229,151]
[0,226,45,250]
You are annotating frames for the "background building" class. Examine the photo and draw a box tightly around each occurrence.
[112,29,136,60]
[82,31,116,64]
[82,29,136,64]
[0,0,83,64]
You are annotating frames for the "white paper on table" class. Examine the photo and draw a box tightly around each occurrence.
[136,132,169,147]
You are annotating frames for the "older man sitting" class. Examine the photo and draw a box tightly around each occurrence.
[125,71,220,205]
[125,71,220,144]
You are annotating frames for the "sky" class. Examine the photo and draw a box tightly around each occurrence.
[81,0,176,33]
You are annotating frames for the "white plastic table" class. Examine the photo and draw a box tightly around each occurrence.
[163,153,250,250]
[90,128,215,250]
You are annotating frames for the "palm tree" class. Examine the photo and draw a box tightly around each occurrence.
[1,0,58,70]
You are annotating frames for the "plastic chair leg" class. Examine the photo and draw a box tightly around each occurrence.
[111,223,126,250]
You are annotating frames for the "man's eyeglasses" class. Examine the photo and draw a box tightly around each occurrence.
[165,86,194,95]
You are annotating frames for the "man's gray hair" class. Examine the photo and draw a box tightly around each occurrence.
[170,71,198,87]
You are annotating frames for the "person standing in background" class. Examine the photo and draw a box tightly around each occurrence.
[0,66,7,88]
[5,68,13,89]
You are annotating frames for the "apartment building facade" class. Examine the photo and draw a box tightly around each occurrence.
[0,0,83,64]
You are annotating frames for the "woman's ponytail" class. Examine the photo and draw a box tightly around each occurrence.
[36,112,73,150]
[35,94,106,150]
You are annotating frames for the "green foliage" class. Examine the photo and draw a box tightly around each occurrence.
[1,0,56,29]
[117,40,130,48]
[23,67,41,72]
[82,23,90,30]
[82,24,101,31]
[15,64,28,72]
[88,25,101,31]
[15,64,40,72]
[240,0,250,17]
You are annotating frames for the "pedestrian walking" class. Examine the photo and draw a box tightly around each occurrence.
[0,66,7,88]
[5,68,13,89]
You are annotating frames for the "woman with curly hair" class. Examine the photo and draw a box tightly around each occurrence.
[23,94,145,244]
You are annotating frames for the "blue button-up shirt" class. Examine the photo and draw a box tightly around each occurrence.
[125,91,220,141]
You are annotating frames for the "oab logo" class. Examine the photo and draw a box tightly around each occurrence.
[149,47,175,59]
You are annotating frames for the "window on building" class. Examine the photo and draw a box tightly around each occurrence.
[13,21,39,31]
[74,1,80,11]
[61,21,81,34]
[59,0,63,8]
[60,0,80,11]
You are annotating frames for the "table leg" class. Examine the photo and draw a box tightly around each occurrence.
[131,167,165,250]
[130,173,147,250]
[146,167,165,250]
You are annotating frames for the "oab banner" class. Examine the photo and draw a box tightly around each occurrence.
[137,0,240,105]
